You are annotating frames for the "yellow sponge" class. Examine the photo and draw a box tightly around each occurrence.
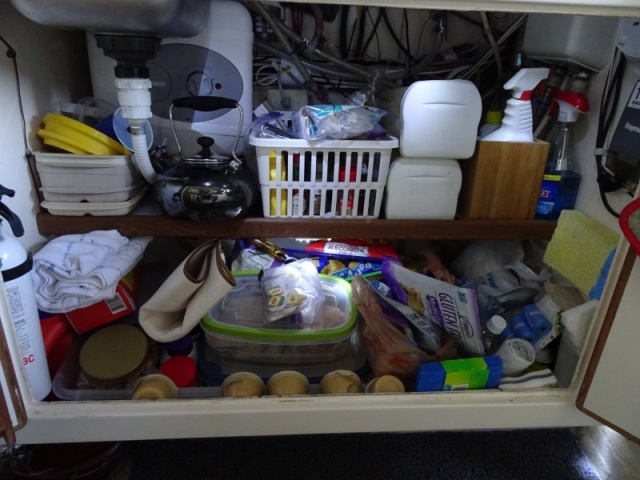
[543,210,619,296]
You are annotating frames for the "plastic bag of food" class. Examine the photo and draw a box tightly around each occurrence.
[451,240,547,297]
[260,258,325,324]
[292,105,387,140]
[351,275,457,381]
[381,257,485,357]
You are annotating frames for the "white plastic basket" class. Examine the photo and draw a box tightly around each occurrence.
[249,135,398,218]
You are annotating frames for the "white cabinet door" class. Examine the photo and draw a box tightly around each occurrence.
[577,245,640,444]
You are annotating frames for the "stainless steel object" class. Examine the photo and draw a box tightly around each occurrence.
[10,0,209,37]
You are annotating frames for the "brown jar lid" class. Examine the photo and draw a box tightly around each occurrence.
[79,324,149,387]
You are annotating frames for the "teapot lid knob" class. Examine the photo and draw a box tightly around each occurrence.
[196,136,215,158]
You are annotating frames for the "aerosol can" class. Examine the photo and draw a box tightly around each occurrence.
[0,185,51,401]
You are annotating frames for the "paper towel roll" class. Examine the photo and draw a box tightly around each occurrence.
[497,338,536,376]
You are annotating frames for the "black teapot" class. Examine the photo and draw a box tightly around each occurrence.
[153,96,258,221]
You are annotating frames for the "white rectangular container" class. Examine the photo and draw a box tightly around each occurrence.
[522,14,619,71]
[384,157,462,220]
[35,153,142,189]
[40,182,145,203]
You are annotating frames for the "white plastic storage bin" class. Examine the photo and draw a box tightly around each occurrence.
[249,135,398,219]
[385,157,462,219]
[35,153,142,189]
[40,182,146,203]
[41,187,147,216]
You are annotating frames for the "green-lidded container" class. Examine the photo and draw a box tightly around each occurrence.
[200,271,356,363]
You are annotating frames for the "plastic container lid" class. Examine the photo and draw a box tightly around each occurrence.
[165,335,195,357]
[132,374,178,400]
[487,315,508,335]
[79,324,149,387]
[267,370,309,395]
[200,271,356,344]
[158,356,197,388]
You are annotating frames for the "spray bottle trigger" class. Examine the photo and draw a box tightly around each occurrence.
[503,68,550,100]
[0,185,24,237]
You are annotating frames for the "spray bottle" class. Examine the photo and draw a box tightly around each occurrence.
[535,90,589,220]
[0,185,51,401]
[483,68,550,142]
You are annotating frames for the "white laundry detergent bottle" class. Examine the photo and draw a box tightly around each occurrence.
[0,185,51,401]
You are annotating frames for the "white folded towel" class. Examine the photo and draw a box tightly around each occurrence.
[31,230,152,313]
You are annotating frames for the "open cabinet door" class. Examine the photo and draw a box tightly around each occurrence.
[0,276,27,446]
[577,245,640,444]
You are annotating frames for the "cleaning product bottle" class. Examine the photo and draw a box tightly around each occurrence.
[0,185,51,401]
[535,90,589,220]
[483,68,550,142]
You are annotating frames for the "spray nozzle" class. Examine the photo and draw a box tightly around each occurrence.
[0,185,25,237]
[553,90,590,123]
[503,68,550,100]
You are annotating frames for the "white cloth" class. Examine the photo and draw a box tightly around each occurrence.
[139,239,235,343]
[31,230,152,313]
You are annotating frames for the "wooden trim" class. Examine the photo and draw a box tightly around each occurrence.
[0,317,27,446]
[36,213,557,240]
[576,247,640,444]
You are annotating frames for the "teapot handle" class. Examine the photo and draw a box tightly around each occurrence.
[169,96,244,167]
[172,96,237,112]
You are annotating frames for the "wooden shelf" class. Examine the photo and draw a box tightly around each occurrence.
[36,213,556,240]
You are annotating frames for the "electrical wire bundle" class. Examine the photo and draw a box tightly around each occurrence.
[244,2,527,104]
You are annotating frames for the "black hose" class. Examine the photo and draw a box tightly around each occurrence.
[381,8,414,63]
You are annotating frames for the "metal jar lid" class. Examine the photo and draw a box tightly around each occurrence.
[79,324,149,387]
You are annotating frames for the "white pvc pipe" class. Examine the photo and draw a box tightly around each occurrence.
[115,78,156,184]
[130,123,156,184]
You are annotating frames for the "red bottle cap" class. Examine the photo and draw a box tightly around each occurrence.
[159,356,197,388]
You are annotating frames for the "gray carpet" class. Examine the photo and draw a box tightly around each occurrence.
[125,428,599,479]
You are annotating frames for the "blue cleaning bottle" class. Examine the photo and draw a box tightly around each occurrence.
[535,90,589,220]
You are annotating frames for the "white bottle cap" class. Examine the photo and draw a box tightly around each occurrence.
[487,315,508,335]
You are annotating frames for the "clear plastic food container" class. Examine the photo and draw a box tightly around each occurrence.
[200,271,356,363]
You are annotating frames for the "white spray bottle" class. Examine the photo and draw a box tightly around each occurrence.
[483,68,550,143]
[0,185,51,401]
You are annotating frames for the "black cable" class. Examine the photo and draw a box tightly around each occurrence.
[354,7,368,60]
[0,34,30,157]
[381,8,414,64]
[595,48,627,218]
[403,9,411,68]
[339,5,350,59]
[361,9,383,60]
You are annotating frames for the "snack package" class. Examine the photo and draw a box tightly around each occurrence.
[302,239,399,259]
[260,259,325,324]
[351,276,457,380]
[381,257,485,357]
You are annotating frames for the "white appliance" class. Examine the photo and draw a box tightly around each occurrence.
[86,0,253,156]
[2,0,640,451]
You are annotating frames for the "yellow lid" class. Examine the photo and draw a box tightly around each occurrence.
[319,370,361,394]
[365,375,406,393]
[132,374,178,400]
[222,372,265,398]
[267,370,309,396]
[485,110,502,126]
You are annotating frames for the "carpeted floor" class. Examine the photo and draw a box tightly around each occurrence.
[124,428,600,479]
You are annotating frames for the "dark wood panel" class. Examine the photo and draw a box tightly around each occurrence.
[37,213,557,240]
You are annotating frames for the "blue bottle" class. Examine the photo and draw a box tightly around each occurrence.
[535,90,589,220]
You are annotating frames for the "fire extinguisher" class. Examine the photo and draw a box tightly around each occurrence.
[0,185,51,401]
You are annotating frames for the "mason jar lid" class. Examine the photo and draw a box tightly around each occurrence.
[79,324,149,387]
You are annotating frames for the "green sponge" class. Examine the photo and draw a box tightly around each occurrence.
[543,210,619,296]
